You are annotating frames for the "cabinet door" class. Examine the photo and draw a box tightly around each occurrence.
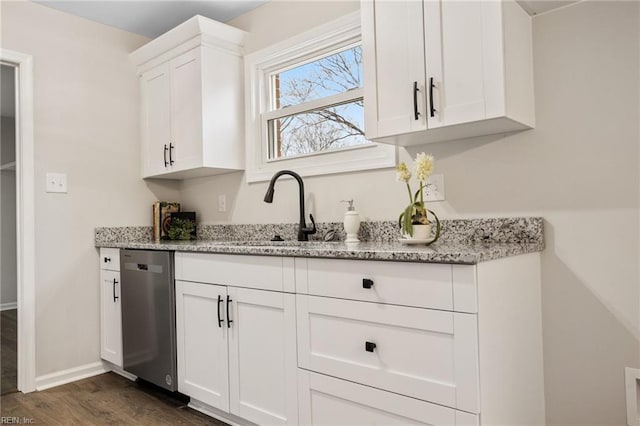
[362,0,427,139]
[176,280,229,411]
[425,0,488,128]
[100,269,122,367]
[297,295,480,413]
[140,63,171,177]
[169,48,204,171]
[298,370,478,426]
[228,287,298,425]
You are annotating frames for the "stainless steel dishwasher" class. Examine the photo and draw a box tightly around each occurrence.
[120,249,177,391]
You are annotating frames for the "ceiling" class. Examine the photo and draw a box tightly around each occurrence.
[32,0,267,38]
[32,1,582,39]
[517,0,581,15]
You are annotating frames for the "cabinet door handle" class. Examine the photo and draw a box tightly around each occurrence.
[104,257,111,263]
[365,341,377,352]
[226,295,233,328]
[362,278,374,289]
[429,77,436,118]
[169,143,175,165]
[163,144,169,167]
[413,81,421,120]
[217,295,223,328]
[112,278,119,303]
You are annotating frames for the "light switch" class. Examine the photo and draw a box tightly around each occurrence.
[46,172,67,193]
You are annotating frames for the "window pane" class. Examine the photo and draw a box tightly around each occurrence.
[271,45,362,110]
[268,99,368,159]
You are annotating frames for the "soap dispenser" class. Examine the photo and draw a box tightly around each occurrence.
[341,200,360,243]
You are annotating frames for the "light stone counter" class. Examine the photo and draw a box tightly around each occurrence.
[95,217,544,264]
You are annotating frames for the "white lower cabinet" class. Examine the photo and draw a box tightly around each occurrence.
[228,287,298,425]
[176,281,230,410]
[100,253,122,367]
[296,294,479,413]
[174,252,545,426]
[100,269,122,366]
[294,254,546,426]
[298,370,478,426]
[174,253,298,426]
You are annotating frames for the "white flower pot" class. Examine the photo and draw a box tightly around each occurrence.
[407,224,432,240]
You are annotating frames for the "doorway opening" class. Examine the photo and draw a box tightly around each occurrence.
[0,48,36,394]
[1,63,17,395]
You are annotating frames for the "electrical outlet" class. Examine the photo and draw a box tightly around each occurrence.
[46,172,67,193]
[424,174,445,202]
[218,194,226,212]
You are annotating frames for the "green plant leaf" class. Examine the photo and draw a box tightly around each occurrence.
[425,209,441,246]
[403,205,413,236]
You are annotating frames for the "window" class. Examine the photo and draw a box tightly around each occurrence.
[265,45,367,160]
[245,12,396,182]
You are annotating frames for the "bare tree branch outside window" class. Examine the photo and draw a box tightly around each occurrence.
[269,46,368,159]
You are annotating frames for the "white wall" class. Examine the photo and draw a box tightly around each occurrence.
[1,1,181,377]
[1,115,17,308]
[180,1,640,424]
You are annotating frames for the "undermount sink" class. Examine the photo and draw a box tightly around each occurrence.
[207,240,332,247]
[234,240,312,246]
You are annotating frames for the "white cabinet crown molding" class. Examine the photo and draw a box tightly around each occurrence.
[130,15,246,74]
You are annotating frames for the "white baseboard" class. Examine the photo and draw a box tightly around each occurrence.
[189,399,255,426]
[101,361,137,382]
[35,361,108,391]
[0,302,17,311]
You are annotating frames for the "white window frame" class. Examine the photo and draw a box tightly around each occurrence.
[244,11,397,183]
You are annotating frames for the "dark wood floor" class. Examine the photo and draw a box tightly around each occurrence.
[1,308,17,395]
[1,372,228,425]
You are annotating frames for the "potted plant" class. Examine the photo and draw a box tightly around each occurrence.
[167,217,196,240]
[397,153,440,243]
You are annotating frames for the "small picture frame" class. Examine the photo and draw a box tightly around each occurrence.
[152,201,181,241]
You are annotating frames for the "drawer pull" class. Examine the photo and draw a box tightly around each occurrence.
[104,257,111,263]
[362,278,374,289]
[365,341,377,352]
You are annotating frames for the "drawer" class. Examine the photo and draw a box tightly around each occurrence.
[175,252,294,292]
[296,295,479,413]
[298,370,478,426]
[100,248,120,271]
[296,258,454,311]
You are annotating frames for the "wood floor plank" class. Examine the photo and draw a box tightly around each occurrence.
[1,309,18,395]
[0,373,228,425]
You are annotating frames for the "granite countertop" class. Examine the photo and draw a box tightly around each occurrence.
[96,218,545,264]
[95,238,543,264]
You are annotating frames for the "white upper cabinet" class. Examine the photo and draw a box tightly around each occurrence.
[131,16,247,179]
[140,63,171,178]
[362,0,535,145]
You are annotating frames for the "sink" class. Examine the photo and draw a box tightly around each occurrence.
[205,240,333,247]
[232,240,293,246]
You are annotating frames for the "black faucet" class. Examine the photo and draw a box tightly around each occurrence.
[264,170,317,241]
